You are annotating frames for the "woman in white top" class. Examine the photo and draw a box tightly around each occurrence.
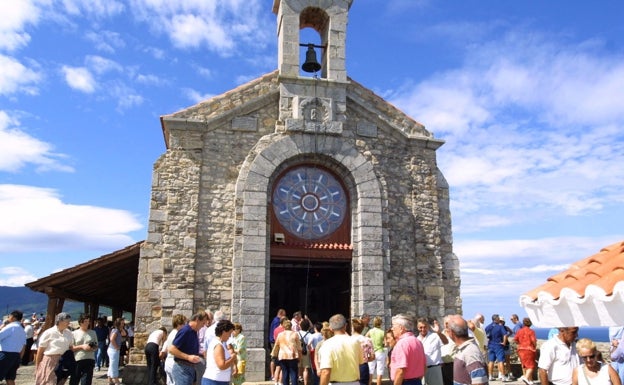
[202,320,237,385]
[162,314,187,385]
[35,312,74,385]
[145,327,168,385]
[573,338,621,385]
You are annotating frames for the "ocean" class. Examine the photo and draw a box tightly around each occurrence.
[533,327,610,342]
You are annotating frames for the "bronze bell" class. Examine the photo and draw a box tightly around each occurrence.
[302,44,321,73]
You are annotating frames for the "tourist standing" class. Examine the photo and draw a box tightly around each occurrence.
[447,315,488,385]
[515,318,537,385]
[107,317,125,385]
[274,319,301,385]
[573,338,620,385]
[35,312,74,385]
[0,310,27,385]
[202,320,237,385]
[366,317,387,385]
[22,318,34,365]
[145,327,168,385]
[230,322,247,385]
[168,311,209,385]
[318,314,362,385]
[538,327,580,385]
[162,314,187,385]
[70,314,98,385]
[416,317,448,385]
[389,314,426,385]
[93,318,109,371]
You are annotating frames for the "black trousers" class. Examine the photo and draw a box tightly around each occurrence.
[145,342,161,385]
[69,359,95,385]
[21,338,34,365]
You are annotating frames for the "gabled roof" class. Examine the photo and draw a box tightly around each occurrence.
[25,241,142,312]
[160,71,443,149]
[520,241,624,327]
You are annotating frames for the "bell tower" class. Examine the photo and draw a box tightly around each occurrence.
[272,0,353,135]
[272,0,353,81]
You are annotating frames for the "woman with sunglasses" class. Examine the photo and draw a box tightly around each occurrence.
[573,338,621,385]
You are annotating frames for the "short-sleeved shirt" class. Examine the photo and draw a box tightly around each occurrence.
[38,326,73,355]
[0,321,26,352]
[319,334,363,382]
[537,336,579,385]
[484,323,506,347]
[453,339,488,385]
[514,327,536,351]
[390,332,426,380]
[367,327,385,353]
[172,324,199,356]
[417,331,444,366]
[73,328,97,361]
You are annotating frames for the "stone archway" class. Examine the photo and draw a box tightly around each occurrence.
[231,133,386,380]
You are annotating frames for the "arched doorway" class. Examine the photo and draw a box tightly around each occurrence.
[269,164,353,323]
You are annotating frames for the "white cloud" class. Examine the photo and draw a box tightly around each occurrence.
[0,111,73,173]
[109,82,144,110]
[85,55,123,75]
[85,30,126,53]
[390,30,624,226]
[0,55,41,96]
[0,266,37,287]
[61,66,96,93]
[0,0,41,51]
[183,88,214,104]
[0,184,142,253]
[61,0,124,18]
[128,0,270,57]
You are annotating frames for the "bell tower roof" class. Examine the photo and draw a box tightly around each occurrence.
[273,0,354,82]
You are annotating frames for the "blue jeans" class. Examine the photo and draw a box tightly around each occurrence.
[96,341,107,368]
[279,359,299,385]
[172,361,196,385]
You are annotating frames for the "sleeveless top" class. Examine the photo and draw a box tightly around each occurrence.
[278,330,300,360]
[203,338,232,382]
[577,363,612,385]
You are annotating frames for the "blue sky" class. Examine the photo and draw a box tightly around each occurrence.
[1,0,623,323]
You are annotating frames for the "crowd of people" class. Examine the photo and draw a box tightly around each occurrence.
[0,310,134,385]
[3,309,624,385]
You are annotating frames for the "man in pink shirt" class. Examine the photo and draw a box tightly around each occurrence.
[390,314,426,385]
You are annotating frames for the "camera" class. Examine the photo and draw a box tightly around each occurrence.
[88,341,98,348]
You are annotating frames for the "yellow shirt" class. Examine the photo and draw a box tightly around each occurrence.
[319,334,363,382]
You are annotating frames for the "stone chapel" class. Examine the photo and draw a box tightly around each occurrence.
[133,0,460,381]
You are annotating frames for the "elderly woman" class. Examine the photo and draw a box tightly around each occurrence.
[202,320,237,385]
[35,312,74,385]
[107,317,125,385]
[275,319,301,385]
[573,338,622,385]
[515,317,537,385]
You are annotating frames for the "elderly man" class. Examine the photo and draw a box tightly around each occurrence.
[537,327,579,385]
[390,314,426,385]
[168,311,209,385]
[416,317,448,385]
[319,314,363,385]
[0,310,27,385]
[447,315,488,385]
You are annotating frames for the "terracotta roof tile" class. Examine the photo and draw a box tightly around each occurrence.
[520,241,624,327]
[523,241,624,301]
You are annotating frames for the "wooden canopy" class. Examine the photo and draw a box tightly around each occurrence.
[25,241,142,329]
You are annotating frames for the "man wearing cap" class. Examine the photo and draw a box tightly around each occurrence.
[390,314,426,385]
[0,310,27,385]
[319,314,364,385]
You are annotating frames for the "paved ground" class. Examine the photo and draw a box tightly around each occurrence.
[9,363,119,385]
[5,364,531,385]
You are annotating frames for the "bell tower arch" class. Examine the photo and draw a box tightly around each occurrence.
[273,0,352,81]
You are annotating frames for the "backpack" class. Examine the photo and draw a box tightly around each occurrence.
[300,331,310,355]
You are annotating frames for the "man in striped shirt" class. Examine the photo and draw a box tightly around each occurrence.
[447,315,488,385]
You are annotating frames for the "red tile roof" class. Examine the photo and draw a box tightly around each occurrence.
[523,241,624,300]
[520,240,624,327]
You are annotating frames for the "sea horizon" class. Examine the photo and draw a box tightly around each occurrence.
[533,326,610,342]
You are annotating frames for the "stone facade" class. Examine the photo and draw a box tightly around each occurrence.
[130,0,460,383]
